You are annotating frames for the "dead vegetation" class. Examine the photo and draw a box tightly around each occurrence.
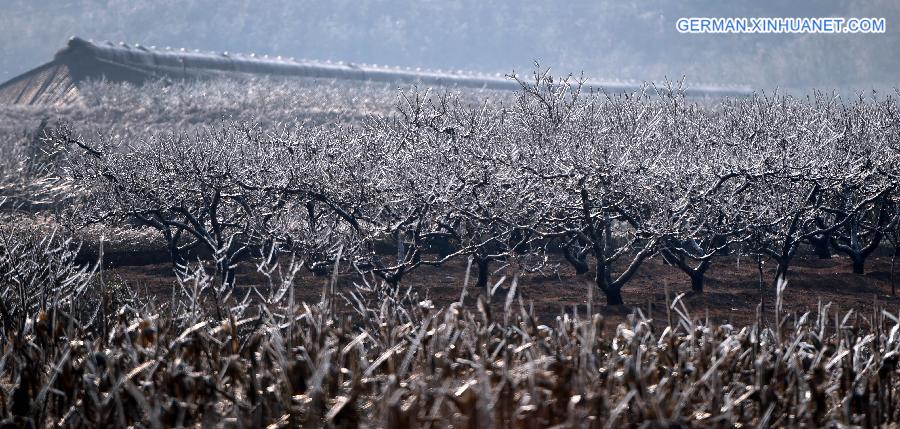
[0,229,898,427]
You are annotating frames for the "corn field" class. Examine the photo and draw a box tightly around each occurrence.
[0,228,897,427]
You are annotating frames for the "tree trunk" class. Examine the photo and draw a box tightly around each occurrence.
[394,230,405,263]
[809,235,832,259]
[563,246,589,275]
[603,286,624,306]
[852,256,865,275]
[771,251,792,289]
[663,249,710,294]
[167,241,185,267]
[690,272,704,293]
[164,229,186,267]
[476,257,490,294]
[594,263,624,305]
[891,247,896,296]
[773,264,788,288]
[757,255,765,326]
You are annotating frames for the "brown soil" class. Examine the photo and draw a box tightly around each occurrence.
[107,252,900,329]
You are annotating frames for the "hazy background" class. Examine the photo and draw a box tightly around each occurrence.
[1,0,898,92]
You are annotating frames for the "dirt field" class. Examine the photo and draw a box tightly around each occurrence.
[107,251,899,328]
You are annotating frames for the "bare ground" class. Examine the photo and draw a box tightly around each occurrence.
[105,251,900,328]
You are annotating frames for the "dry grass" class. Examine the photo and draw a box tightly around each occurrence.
[0,233,898,428]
